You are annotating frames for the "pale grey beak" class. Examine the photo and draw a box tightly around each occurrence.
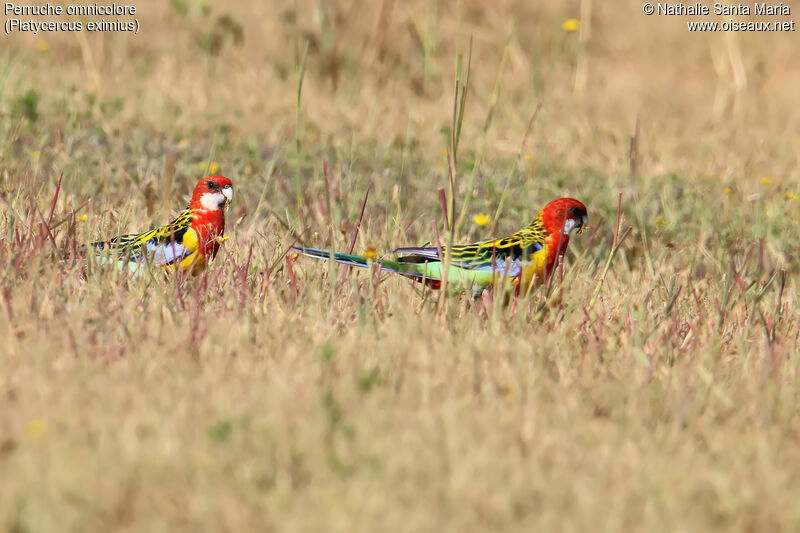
[221,184,233,205]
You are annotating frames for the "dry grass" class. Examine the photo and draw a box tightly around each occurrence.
[1,0,799,531]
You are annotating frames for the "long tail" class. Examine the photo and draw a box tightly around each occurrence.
[292,247,373,268]
[292,246,443,288]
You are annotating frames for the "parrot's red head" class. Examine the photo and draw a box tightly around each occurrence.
[540,198,589,239]
[189,175,234,212]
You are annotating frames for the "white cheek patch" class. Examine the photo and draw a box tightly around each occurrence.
[200,191,224,211]
[563,218,580,235]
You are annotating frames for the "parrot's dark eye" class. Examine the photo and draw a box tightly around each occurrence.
[207,181,218,190]
[569,206,581,216]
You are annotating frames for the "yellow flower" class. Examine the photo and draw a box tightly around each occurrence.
[786,193,798,200]
[31,150,41,159]
[653,217,667,227]
[362,244,378,260]
[36,40,50,52]
[760,177,773,185]
[199,161,220,174]
[217,235,229,243]
[523,154,533,163]
[473,213,491,227]
[562,18,580,32]
[25,420,46,440]
[76,213,88,222]
[723,187,732,195]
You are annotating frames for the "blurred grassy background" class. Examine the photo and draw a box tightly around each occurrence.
[1,0,799,531]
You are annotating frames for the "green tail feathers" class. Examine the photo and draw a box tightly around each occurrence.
[292,247,371,267]
[293,246,418,275]
[292,246,494,292]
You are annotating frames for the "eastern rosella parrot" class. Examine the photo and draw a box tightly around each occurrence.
[294,197,588,296]
[92,175,233,274]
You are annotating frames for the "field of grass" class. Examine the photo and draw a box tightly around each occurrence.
[1,0,799,531]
